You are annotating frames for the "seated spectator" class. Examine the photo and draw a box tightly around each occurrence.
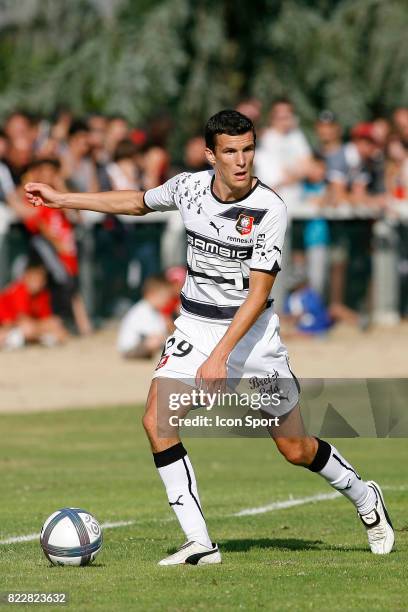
[282,269,363,338]
[283,269,333,337]
[0,260,68,349]
[117,276,174,359]
[18,159,92,335]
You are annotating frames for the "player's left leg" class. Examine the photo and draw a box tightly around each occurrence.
[143,378,221,566]
[268,406,394,554]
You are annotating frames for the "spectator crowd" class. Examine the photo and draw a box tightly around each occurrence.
[0,102,408,350]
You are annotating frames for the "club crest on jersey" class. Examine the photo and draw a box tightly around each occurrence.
[235,214,254,235]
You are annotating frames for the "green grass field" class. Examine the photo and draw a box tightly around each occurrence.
[0,405,407,611]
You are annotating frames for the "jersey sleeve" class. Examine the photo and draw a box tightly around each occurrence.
[250,202,287,274]
[143,173,187,212]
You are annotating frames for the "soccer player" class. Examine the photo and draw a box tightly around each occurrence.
[25,110,394,565]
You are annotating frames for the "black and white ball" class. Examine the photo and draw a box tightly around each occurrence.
[40,508,102,566]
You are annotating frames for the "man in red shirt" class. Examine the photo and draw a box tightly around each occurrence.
[0,262,68,349]
[17,159,92,335]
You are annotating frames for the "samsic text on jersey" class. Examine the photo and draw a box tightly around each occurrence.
[144,170,287,324]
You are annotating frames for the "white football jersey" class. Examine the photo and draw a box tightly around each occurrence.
[144,170,287,324]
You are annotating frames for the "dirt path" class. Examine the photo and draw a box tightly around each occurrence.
[0,323,407,413]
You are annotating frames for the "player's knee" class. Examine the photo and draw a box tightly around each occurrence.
[276,439,309,466]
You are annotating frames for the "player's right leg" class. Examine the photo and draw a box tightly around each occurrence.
[268,406,394,555]
[142,378,221,566]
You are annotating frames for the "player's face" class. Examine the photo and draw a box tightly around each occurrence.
[205,131,255,192]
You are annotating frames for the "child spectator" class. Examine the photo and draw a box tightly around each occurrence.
[0,260,68,349]
[284,268,333,337]
[117,276,174,359]
[283,269,364,338]
[291,155,329,295]
[302,154,330,295]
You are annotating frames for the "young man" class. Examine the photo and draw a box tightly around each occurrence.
[25,110,394,566]
[19,158,92,335]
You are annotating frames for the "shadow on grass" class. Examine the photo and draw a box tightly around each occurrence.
[218,538,368,553]
[48,562,106,569]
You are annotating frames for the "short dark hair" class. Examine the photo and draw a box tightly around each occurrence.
[68,119,89,137]
[205,109,256,151]
[113,139,138,162]
[271,97,293,109]
[25,253,46,272]
[25,158,61,173]
[142,275,171,295]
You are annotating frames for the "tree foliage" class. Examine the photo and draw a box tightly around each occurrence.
[0,0,407,138]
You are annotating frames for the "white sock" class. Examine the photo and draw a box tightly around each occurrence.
[154,443,212,548]
[308,438,376,515]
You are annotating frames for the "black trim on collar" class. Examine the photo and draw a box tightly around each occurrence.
[210,175,260,204]
[258,181,285,203]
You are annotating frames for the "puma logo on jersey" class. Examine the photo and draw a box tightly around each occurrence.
[273,245,282,256]
[209,221,224,235]
[169,495,184,507]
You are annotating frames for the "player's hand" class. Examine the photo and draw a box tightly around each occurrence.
[24,182,64,209]
[195,354,227,396]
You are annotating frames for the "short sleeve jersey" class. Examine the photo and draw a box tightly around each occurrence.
[144,170,287,324]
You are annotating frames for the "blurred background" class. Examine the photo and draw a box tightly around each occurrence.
[0,0,408,410]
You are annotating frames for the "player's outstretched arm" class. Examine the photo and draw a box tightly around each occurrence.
[24,182,150,216]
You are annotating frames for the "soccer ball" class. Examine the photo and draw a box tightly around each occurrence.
[40,508,103,566]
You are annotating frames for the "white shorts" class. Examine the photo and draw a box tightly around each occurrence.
[153,310,300,417]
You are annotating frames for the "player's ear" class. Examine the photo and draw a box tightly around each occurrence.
[205,147,216,166]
